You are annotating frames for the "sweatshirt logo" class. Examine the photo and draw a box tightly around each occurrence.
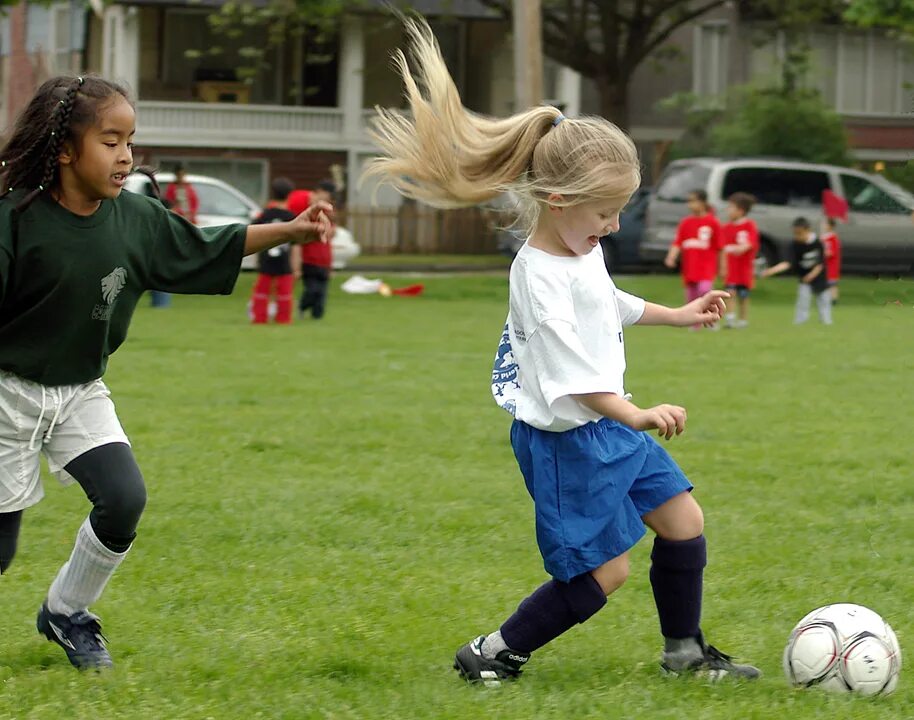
[92,267,127,321]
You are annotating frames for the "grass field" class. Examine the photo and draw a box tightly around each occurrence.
[3,271,913,720]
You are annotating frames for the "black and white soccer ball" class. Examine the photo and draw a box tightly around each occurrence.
[783,603,902,695]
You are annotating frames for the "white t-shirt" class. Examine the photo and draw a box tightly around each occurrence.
[491,242,645,432]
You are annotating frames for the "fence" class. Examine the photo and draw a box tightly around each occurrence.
[338,204,504,255]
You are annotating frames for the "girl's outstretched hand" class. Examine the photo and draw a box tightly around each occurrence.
[677,290,729,328]
[292,201,334,244]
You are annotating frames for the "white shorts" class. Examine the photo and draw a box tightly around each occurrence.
[0,371,130,513]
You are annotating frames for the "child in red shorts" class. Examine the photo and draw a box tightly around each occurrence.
[721,192,759,329]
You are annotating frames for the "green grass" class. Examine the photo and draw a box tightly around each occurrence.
[350,253,511,269]
[3,273,913,720]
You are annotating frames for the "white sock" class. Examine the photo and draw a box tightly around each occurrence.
[481,630,509,659]
[47,516,129,616]
[725,313,735,324]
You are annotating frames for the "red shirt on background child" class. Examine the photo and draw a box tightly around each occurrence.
[673,213,721,284]
[722,218,759,288]
[288,190,332,268]
[822,230,841,282]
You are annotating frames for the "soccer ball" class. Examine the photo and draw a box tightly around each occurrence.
[783,603,902,695]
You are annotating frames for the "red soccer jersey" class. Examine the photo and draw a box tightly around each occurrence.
[722,218,759,288]
[822,231,841,281]
[673,213,720,284]
[288,189,333,268]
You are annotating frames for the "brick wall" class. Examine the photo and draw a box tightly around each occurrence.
[132,145,347,194]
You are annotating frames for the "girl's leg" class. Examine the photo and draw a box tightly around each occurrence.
[456,553,627,683]
[642,492,759,678]
[0,510,23,574]
[495,553,627,654]
[46,442,146,617]
[642,492,705,642]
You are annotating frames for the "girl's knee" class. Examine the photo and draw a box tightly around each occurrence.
[592,554,630,595]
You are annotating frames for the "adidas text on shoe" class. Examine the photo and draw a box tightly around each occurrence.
[453,635,529,686]
[37,603,113,670]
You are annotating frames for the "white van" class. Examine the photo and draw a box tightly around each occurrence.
[642,158,914,273]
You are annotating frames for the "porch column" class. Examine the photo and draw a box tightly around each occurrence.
[555,65,581,117]
[101,5,139,95]
[339,14,365,207]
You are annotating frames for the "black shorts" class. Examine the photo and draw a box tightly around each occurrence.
[725,284,751,299]
[827,279,838,288]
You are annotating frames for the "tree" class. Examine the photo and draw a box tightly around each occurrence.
[844,0,914,39]
[199,0,347,98]
[475,0,733,128]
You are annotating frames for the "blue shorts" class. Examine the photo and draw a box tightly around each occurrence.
[511,418,693,582]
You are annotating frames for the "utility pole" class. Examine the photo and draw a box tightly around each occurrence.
[512,0,543,110]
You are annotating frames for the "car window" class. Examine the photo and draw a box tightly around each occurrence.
[655,164,711,202]
[840,175,910,214]
[722,167,829,208]
[192,183,252,218]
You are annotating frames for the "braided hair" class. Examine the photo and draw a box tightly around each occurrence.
[0,75,137,212]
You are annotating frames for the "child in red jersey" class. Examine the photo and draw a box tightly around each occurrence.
[664,190,720,329]
[720,192,759,329]
[820,216,841,305]
[289,181,336,320]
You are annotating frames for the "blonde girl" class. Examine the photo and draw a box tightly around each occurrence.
[366,19,759,684]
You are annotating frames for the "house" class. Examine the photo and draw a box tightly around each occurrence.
[1,1,910,206]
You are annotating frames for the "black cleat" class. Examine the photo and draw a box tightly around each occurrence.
[454,635,529,685]
[661,632,760,681]
[37,602,113,670]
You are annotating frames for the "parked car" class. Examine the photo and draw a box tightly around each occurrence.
[599,186,651,273]
[124,172,360,270]
[642,158,914,274]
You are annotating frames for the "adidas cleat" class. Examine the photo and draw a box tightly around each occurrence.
[661,632,760,681]
[454,635,529,686]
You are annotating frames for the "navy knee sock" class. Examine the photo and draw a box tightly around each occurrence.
[649,535,707,639]
[499,573,607,654]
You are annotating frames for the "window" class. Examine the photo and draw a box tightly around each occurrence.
[655,163,711,203]
[50,3,72,74]
[193,183,252,218]
[694,23,729,100]
[840,175,910,215]
[722,167,829,208]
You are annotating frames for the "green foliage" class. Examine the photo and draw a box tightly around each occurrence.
[2,272,913,718]
[882,161,914,194]
[845,0,914,38]
[664,86,851,166]
[709,87,851,165]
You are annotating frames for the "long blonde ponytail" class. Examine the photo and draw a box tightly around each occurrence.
[364,17,641,232]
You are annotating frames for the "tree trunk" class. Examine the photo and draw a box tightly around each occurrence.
[596,75,631,130]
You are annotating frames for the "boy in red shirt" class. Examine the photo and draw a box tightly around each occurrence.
[820,216,842,305]
[289,180,336,320]
[664,189,721,328]
[720,192,759,329]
